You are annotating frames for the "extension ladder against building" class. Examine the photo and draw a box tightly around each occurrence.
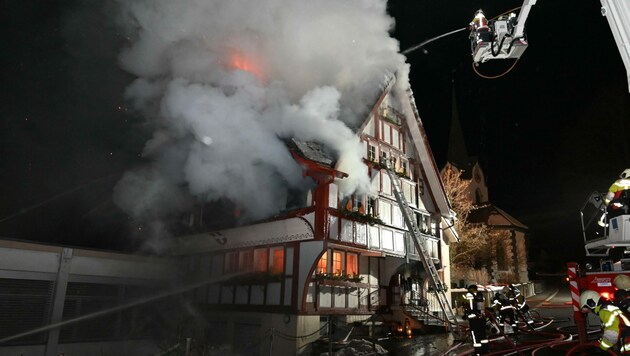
[384,163,460,333]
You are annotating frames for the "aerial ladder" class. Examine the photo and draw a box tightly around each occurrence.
[383,162,460,334]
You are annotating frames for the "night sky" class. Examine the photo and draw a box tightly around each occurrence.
[1,0,629,271]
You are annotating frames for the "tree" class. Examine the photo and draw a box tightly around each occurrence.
[441,165,504,284]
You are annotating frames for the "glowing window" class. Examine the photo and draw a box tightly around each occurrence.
[254,249,268,272]
[270,247,284,274]
[346,253,358,277]
[332,251,343,275]
[317,252,328,274]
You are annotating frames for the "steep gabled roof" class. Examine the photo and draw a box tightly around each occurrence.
[286,73,454,220]
[398,87,453,219]
[468,203,528,232]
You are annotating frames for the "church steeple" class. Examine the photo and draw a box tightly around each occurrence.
[447,76,469,167]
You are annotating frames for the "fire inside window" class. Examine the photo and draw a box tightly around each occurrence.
[270,247,284,274]
[317,251,328,274]
[332,251,343,275]
[254,248,268,272]
[346,253,358,276]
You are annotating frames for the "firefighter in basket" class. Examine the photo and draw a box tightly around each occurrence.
[462,284,489,355]
[599,168,630,227]
[581,289,630,353]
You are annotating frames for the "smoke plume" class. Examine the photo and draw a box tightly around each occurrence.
[113,0,410,227]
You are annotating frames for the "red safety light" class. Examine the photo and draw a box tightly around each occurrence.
[601,292,612,300]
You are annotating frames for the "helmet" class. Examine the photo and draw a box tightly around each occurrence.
[580,290,601,311]
[467,284,478,292]
[620,168,630,179]
[615,274,630,290]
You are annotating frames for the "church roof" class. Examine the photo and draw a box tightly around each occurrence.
[468,203,528,231]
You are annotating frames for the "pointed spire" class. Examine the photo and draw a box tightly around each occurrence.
[447,74,469,167]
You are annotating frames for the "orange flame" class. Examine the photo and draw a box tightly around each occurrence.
[228,50,265,82]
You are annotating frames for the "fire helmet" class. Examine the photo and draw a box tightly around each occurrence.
[621,168,630,179]
[580,290,601,311]
[468,284,478,292]
[615,274,630,291]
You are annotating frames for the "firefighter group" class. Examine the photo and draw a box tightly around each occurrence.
[580,274,630,353]
[462,283,534,355]
[583,168,630,352]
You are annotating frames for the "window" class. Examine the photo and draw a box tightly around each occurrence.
[224,251,239,273]
[270,247,284,274]
[240,250,253,271]
[254,248,268,272]
[332,251,343,275]
[367,198,376,216]
[392,127,399,148]
[368,145,377,162]
[383,123,391,143]
[317,252,328,274]
[381,172,391,195]
[380,150,388,164]
[379,201,391,224]
[346,253,358,277]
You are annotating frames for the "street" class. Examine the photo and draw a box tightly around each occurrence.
[391,278,605,355]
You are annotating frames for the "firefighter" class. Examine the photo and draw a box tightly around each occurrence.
[614,274,630,316]
[580,289,630,353]
[605,169,630,217]
[491,287,518,334]
[507,284,534,324]
[463,284,489,355]
[469,9,493,48]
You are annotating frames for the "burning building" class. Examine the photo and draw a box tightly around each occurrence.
[170,76,459,354]
[0,1,462,355]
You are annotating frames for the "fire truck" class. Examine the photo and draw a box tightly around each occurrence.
[467,0,630,350]
[568,188,630,344]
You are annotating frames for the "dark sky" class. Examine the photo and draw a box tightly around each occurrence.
[1,0,629,269]
[389,0,630,270]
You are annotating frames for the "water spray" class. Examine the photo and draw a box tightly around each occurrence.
[402,27,468,56]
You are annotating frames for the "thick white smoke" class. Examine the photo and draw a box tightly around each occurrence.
[113,0,410,224]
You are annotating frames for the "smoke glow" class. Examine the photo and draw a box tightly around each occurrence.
[112,0,410,237]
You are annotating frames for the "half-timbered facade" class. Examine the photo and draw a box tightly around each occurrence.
[174,78,459,355]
